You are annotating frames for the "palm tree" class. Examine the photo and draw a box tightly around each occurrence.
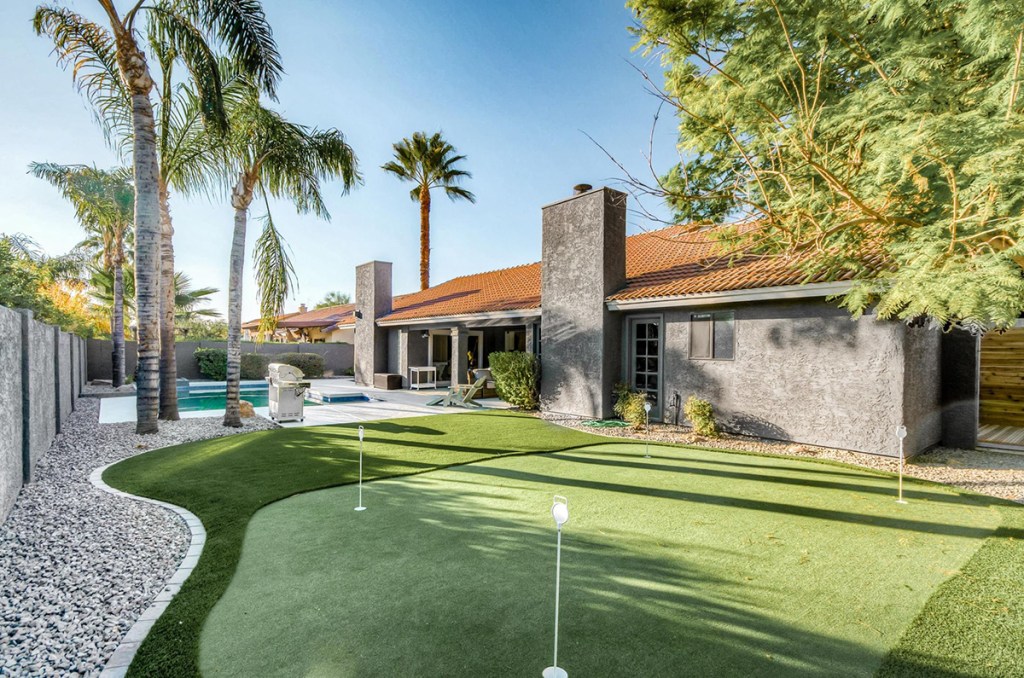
[34,0,283,433]
[382,132,475,290]
[173,272,220,323]
[218,86,360,427]
[315,291,351,309]
[29,163,133,386]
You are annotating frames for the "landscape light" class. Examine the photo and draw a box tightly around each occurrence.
[544,496,569,678]
[355,425,366,511]
[895,425,908,505]
[644,401,652,458]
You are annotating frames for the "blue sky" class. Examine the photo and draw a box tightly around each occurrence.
[1,0,676,320]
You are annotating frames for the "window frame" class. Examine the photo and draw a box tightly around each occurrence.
[688,310,736,361]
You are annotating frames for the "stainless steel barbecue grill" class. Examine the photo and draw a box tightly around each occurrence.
[266,363,311,422]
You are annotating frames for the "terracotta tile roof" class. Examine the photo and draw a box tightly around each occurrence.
[380,224,852,322]
[249,224,859,328]
[383,264,541,323]
[608,224,852,301]
[241,311,299,330]
[242,304,355,330]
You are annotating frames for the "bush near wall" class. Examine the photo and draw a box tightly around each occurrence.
[193,349,324,380]
[241,353,273,380]
[613,383,648,429]
[194,348,227,381]
[277,353,324,378]
[488,351,538,410]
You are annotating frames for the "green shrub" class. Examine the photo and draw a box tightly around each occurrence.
[487,351,539,409]
[194,347,227,381]
[277,352,325,378]
[241,353,273,380]
[613,383,649,429]
[684,395,719,437]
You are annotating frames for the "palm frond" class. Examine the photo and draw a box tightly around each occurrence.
[33,6,131,152]
[193,0,283,99]
[151,2,229,136]
[253,210,296,334]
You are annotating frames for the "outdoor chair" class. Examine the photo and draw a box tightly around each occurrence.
[426,375,488,408]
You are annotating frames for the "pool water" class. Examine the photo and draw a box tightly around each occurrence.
[177,388,319,412]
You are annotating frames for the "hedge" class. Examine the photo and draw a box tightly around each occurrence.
[193,348,325,381]
[487,351,538,409]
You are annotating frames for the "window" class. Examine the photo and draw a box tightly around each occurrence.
[689,311,734,360]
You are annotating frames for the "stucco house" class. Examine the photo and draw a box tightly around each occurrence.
[242,303,357,343]
[351,185,1017,458]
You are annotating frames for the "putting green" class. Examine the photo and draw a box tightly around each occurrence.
[199,443,1001,677]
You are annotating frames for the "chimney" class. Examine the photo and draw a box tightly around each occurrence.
[353,261,393,386]
[540,186,627,419]
[298,303,308,314]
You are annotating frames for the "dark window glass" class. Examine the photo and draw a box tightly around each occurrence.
[690,314,712,359]
[635,374,645,389]
[714,312,735,360]
[647,323,659,340]
[646,357,658,373]
[635,358,646,373]
[637,323,648,339]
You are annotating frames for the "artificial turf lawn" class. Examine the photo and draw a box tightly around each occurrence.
[102,411,601,678]
[102,411,1024,677]
[199,444,1006,677]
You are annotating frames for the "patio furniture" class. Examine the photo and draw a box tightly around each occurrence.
[409,366,437,390]
[426,375,488,408]
[373,373,402,390]
[433,361,449,381]
[472,368,498,398]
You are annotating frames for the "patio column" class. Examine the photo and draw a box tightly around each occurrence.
[451,326,468,385]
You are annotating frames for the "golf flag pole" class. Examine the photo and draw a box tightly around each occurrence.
[644,401,652,458]
[355,425,366,511]
[896,425,907,505]
[544,496,570,678]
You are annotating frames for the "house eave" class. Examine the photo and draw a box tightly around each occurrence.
[605,281,853,311]
[376,308,540,327]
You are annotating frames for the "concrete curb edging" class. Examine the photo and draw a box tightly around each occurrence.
[88,463,206,678]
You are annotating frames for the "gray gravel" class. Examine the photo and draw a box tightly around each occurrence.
[544,414,1024,503]
[0,399,276,677]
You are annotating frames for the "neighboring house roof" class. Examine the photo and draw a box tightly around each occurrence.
[242,304,355,331]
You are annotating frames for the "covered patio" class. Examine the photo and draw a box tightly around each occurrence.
[380,316,539,390]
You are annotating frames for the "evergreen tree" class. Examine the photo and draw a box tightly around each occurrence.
[630,0,1024,329]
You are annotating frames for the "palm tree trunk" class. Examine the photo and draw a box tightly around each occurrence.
[111,264,125,388]
[114,30,161,434]
[158,181,180,420]
[224,174,252,428]
[419,186,431,290]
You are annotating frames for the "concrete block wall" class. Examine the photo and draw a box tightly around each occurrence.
[0,306,84,523]
[0,307,24,523]
[86,338,354,381]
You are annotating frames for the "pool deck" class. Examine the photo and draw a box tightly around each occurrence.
[98,377,510,426]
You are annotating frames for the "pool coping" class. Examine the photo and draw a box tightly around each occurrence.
[88,463,207,678]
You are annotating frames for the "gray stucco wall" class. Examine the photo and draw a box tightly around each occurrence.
[653,300,942,456]
[57,331,73,430]
[540,187,626,419]
[354,261,392,386]
[901,325,942,455]
[25,316,57,482]
[0,307,23,523]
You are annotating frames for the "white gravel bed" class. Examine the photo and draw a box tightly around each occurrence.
[0,400,276,677]
[543,414,1024,503]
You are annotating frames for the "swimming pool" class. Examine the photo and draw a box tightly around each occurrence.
[177,387,319,413]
